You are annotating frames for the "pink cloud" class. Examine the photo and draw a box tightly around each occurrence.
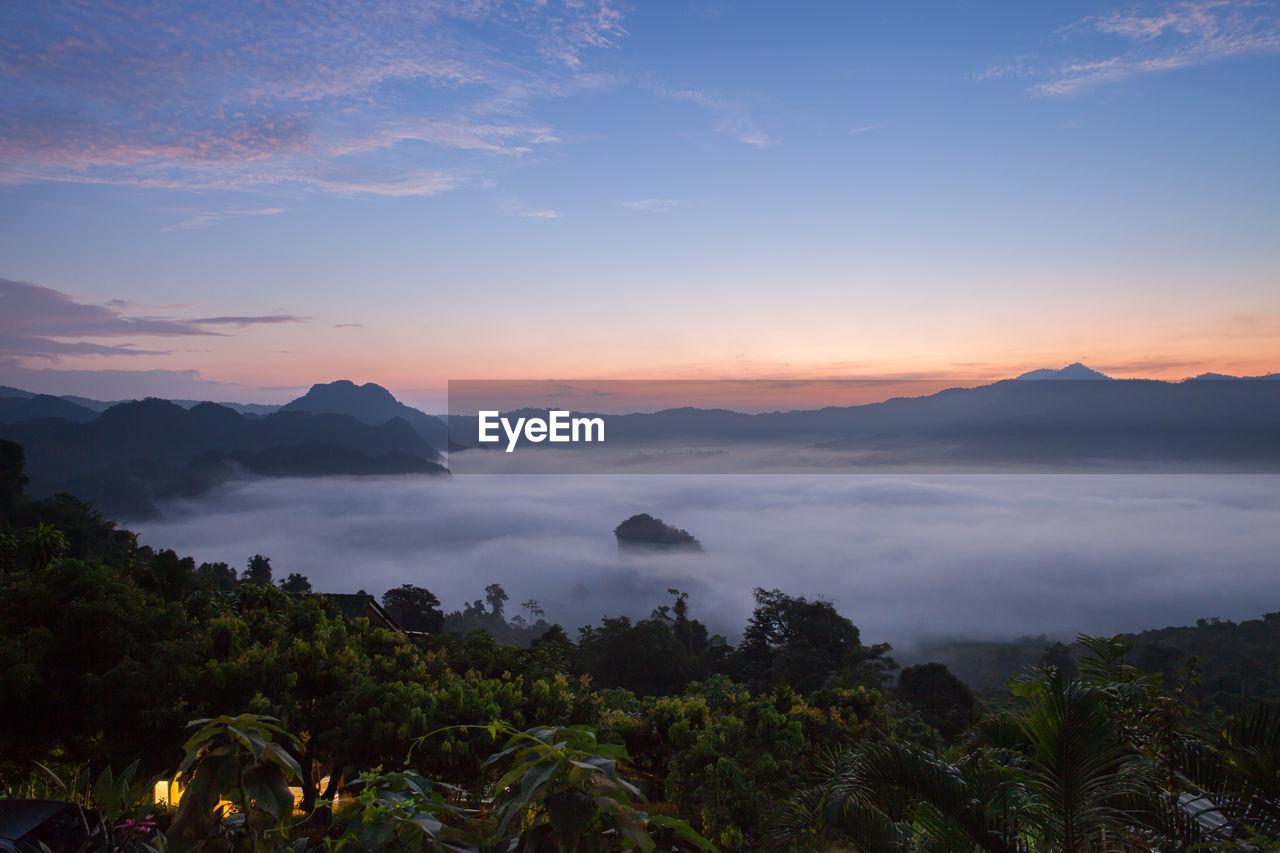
[0,0,626,194]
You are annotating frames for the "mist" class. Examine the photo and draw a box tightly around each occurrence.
[133,472,1280,651]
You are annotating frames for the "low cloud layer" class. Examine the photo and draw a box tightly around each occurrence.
[135,473,1280,650]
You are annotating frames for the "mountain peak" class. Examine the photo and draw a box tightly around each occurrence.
[281,380,446,449]
[1015,363,1113,381]
[299,380,397,404]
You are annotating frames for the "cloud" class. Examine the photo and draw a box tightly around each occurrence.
[659,87,770,146]
[0,337,171,360]
[134,473,1280,648]
[164,207,287,230]
[970,1,1280,97]
[0,365,297,401]
[620,198,685,212]
[190,315,309,326]
[849,123,889,135]
[1035,1,1280,96]
[967,57,1038,81]
[0,278,218,340]
[0,1,627,194]
[498,195,560,218]
[311,167,467,198]
[0,277,309,363]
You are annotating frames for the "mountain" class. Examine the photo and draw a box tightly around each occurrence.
[447,374,1280,471]
[170,399,281,416]
[0,385,282,416]
[1187,372,1280,381]
[0,394,99,424]
[280,380,448,447]
[1015,362,1113,381]
[55,394,280,416]
[0,398,445,519]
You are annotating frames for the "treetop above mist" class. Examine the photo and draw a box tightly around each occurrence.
[614,513,702,550]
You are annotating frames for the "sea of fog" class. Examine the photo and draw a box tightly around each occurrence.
[134,473,1280,651]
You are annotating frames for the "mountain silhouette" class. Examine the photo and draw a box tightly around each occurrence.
[0,397,444,519]
[0,385,281,416]
[0,394,98,424]
[1015,362,1113,381]
[1188,372,1280,381]
[280,380,448,447]
[447,373,1280,471]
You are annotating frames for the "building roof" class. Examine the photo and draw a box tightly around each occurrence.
[320,593,404,633]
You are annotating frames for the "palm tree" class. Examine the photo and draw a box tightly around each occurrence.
[782,650,1168,851]
[1181,701,1280,845]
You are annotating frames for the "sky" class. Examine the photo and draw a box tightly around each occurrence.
[1,0,1278,406]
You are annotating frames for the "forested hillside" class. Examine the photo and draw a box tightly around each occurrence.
[2,438,1277,851]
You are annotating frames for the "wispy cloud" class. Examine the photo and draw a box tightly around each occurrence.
[620,198,686,212]
[498,195,560,219]
[164,207,287,230]
[0,337,173,360]
[0,1,627,194]
[0,365,296,401]
[190,315,309,326]
[979,1,1280,97]
[849,123,889,136]
[0,277,309,363]
[968,56,1038,82]
[659,87,770,146]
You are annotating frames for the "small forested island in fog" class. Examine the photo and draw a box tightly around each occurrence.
[614,512,703,550]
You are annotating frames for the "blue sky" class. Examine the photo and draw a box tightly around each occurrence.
[1,0,1277,405]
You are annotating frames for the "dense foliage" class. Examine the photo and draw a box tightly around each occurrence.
[2,439,1278,851]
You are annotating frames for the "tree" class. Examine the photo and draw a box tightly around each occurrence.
[0,557,202,771]
[482,723,713,852]
[278,572,312,594]
[576,616,696,698]
[786,644,1174,852]
[736,588,893,694]
[381,583,444,633]
[242,554,272,586]
[485,582,509,617]
[896,663,975,743]
[1040,640,1080,681]
[195,561,237,592]
[657,680,810,850]
[0,439,27,520]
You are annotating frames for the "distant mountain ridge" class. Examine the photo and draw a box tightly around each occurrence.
[1188,372,1280,381]
[0,385,280,417]
[0,394,99,423]
[279,380,448,447]
[0,396,444,519]
[447,365,1280,471]
[1015,362,1113,381]
[3,365,1279,511]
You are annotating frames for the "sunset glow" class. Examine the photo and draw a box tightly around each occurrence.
[1,1,1277,404]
